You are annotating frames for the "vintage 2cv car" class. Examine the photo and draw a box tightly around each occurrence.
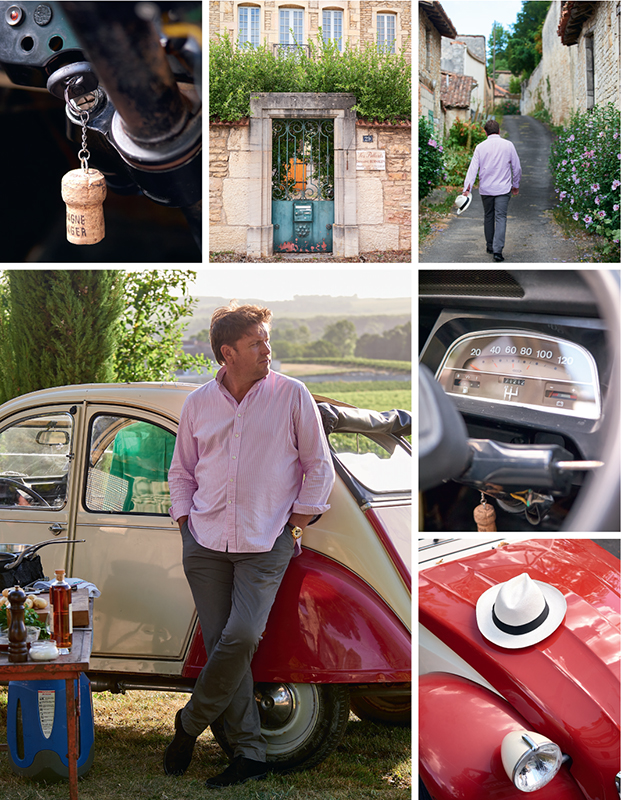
[419,537,620,799]
[0,381,411,770]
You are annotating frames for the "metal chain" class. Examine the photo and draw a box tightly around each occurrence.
[76,108,90,171]
[63,77,91,172]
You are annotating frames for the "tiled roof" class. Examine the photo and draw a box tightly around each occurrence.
[558,1,597,46]
[419,1,458,39]
[440,71,477,108]
[494,83,510,98]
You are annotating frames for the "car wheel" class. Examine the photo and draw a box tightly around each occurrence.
[210,682,350,771]
[350,693,411,726]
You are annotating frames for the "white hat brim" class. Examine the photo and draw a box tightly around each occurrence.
[456,194,472,214]
[476,579,567,649]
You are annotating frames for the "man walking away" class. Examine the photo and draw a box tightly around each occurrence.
[164,302,335,789]
[463,119,521,262]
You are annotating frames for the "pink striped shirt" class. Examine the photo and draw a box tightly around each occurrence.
[168,367,335,553]
[463,134,522,196]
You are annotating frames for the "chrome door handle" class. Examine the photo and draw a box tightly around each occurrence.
[48,523,66,535]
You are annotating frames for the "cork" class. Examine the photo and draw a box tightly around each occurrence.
[473,502,497,532]
[61,168,107,244]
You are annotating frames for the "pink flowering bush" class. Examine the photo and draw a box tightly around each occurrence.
[419,117,445,200]
[550,103,620,256]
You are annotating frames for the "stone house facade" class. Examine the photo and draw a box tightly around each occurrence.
[209,0,411,64]
[441,35,493,120]
[419,1,457,128]
[521,1,620,124]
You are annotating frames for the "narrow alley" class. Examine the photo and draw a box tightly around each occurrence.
[420,115,583,263]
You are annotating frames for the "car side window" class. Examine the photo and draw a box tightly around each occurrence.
[85,415,175,514]
[330,432,411,493]
[0,413,73,508]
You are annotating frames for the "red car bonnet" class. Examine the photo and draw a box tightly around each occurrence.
[420,539,620,800]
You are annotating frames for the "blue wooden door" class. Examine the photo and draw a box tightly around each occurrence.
[272,119,334,253]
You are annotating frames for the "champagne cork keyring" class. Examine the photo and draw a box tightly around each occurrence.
[61,83,106,245]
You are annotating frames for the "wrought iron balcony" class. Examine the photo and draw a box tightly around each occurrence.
[273,43,310,58]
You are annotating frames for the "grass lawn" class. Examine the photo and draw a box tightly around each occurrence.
[0,689,411,799]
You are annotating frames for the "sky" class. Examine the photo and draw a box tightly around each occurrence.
[440,0,524,39]
[179,267,413,301]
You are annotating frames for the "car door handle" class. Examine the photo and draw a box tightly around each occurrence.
[48,523,66,535]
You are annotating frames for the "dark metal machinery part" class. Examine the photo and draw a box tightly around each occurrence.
[59,1,188,144]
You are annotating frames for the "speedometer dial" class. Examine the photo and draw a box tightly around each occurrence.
[435,330,601,419]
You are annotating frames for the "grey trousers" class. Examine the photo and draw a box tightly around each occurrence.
[179,521,295,761]
[481,193,511,254]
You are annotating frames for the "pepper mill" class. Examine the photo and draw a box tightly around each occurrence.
[61,168,107,244]
[8,587,28,663]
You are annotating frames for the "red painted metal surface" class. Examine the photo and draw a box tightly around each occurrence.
[183,548,411,683]
[420,673,587,799]
[419,539,620,800]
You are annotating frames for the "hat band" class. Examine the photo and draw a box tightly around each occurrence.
[492,599,550,635]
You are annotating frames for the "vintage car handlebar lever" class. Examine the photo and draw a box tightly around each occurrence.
[457,439,602,496]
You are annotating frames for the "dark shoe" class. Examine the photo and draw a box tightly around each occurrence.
[493,253,505,262]
[163,709,197,776]
[486,246,493,253]
[205,756,268,788]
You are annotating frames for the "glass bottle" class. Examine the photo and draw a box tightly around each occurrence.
[8,587,28,663]
[50,569,72,653]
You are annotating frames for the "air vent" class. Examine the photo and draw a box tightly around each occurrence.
[419,270,524,298]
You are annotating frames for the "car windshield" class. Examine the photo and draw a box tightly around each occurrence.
[0,414,71,478]
[330,432,411,493]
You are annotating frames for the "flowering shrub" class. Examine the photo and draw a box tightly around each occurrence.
[419,117,445,200]
[446,118,487,151]
[550,103,620,255]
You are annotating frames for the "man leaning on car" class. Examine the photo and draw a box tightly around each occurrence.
[164,302,335,788]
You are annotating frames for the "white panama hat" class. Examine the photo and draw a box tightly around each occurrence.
[455,193,472,215]
[476,572,567,649]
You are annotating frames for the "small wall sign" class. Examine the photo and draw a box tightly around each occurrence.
[356,150,386,170]
[362,135,373,142]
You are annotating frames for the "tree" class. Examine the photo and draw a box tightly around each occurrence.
[355,322,411,361]
[0,270,124,404]
[487,22,510,76]
[271,339,304,359]
[302,339,340,358]
[114,270,210,382]
[321,319,357,357]
[505,1,551,79]
[271,324,311,344]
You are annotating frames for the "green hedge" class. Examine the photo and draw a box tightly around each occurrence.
[209,31,411,123]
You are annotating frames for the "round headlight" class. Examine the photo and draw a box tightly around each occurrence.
[501,731,563,793]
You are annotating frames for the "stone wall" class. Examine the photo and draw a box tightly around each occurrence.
[522,0,620,125]
[209,121,250,254]
[419,4,442,126]
[355,122,412,252]
[209,119,411,255]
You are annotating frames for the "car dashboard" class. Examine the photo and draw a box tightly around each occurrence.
[419,270,617,532]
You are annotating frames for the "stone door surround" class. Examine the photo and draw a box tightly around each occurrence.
[247,93,359,257]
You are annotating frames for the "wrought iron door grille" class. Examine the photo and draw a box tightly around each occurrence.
[272,119,334,201]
